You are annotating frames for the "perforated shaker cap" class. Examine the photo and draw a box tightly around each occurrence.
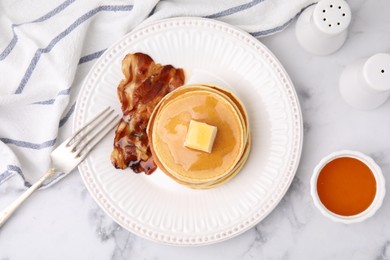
[364,53,390,91]
[313,0,351,35]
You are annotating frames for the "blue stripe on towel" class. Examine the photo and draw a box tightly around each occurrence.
[205,0,265,18]
[0,165,22,185]
[79,49,107,64]
[250,2,316,37]
[14,4,134,94]
[59,101,76,127]
[58,88,71,95]
[7,165,23,174]
[0,168,14,185]
[30,0,76,23]
[0,0,76,61]
[33,87,71,105]
[0,165,32,187]
[251,17,293,37]
[0,36,18,61]
[0,164,63,188]
[0,137,57,150]
[33,99,56,105]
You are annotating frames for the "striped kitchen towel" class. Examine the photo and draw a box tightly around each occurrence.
[0,0,314,189]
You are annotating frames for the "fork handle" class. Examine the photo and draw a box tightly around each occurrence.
[0,168,56,228]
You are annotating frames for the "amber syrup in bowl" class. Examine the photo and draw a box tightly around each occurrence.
[311,150,385,223]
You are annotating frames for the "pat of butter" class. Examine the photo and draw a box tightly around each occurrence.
[184,120,217,153]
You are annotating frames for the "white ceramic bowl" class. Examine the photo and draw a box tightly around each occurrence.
[311,150,385,224]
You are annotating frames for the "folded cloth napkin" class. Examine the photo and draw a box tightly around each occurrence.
[0,0,314,189]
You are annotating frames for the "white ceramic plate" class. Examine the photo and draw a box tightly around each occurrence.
[74,17,303,246]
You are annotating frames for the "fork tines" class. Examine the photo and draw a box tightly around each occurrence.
[68,107,119,158]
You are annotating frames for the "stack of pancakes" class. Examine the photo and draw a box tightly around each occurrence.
[147,84,251,189]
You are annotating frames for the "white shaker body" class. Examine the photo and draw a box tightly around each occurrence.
[339,53,390,110]
[296,0,351,55]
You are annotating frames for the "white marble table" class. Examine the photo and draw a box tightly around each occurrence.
[1,0,390,259]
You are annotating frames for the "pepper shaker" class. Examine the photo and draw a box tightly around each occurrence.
[339,53,390,110]
[295,0,352,55]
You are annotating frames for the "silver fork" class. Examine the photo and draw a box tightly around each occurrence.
[0,107,119,227]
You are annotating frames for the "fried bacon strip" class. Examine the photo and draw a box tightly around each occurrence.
[111,53,185,174]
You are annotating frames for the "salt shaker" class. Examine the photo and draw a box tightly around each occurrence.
[339,53,390,110]
[295,0,352,55]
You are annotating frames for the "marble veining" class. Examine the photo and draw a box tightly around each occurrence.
[1,0,390,259]
[376,240,390,260]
